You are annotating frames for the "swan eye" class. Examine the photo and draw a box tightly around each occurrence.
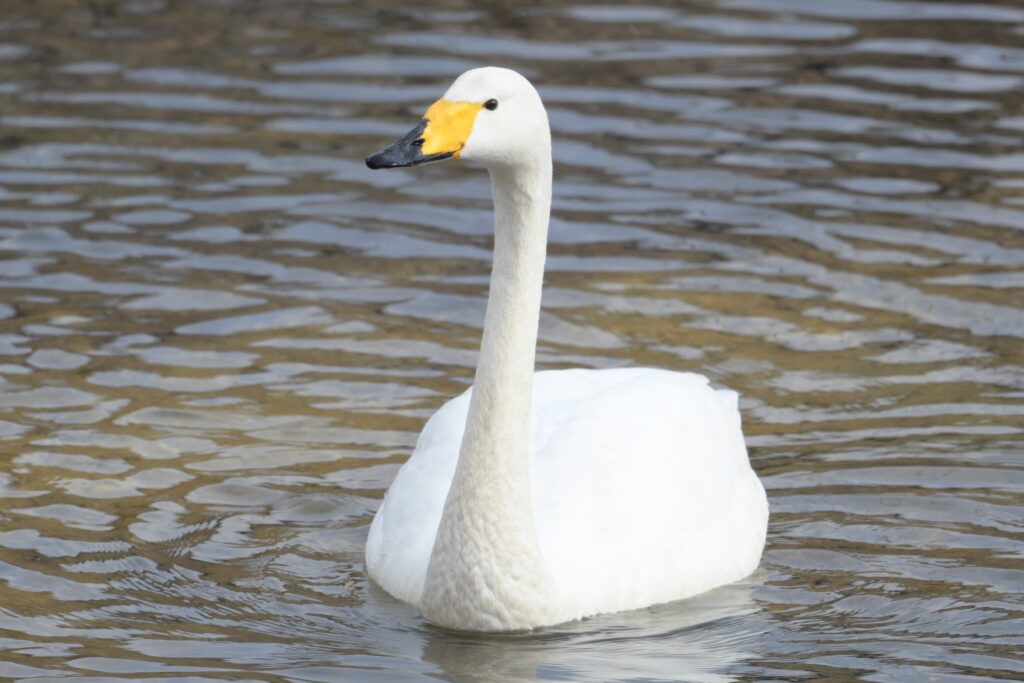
[484,99,499,111]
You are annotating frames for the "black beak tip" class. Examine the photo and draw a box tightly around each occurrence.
[367,120,431,171]
[366,148,410,170]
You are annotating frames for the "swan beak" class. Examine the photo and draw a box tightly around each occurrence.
[366,119,451,169]
[366,99,483,169]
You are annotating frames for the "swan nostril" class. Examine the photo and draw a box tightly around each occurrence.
[411,138,425,148]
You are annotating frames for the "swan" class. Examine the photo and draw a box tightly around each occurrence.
[364,67,768,632]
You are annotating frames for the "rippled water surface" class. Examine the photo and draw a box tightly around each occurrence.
[1,0,1022,680]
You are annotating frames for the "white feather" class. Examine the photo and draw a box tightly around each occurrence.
[367,368,768,626]
[365,67,768,632]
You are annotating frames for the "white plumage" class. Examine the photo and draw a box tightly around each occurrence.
[367,368,768,624]
[364,67,768,631]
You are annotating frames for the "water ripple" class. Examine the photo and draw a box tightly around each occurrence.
[0,0,1021,681]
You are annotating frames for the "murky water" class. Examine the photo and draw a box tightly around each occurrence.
[0,0,1022,680]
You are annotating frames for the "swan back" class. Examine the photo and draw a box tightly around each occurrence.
[366,368,768,622]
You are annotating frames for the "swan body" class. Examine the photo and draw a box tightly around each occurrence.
[365,67,768,632]
[367,368,767,629]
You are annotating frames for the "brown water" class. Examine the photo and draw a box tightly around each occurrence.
[0,0,1022,680]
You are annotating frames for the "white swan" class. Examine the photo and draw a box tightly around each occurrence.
[364,67,768,632]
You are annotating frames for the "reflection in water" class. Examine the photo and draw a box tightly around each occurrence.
[0,0,1023,680]
[419,582,764,683]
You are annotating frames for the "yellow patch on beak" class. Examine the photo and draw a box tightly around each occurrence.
[421,99,484,157]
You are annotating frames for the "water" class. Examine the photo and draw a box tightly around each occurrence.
[0,0,1022,680]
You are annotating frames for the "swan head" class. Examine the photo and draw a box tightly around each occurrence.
[366,67,550,171]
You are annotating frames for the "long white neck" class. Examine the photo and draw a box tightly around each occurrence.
[421,156,555,631]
